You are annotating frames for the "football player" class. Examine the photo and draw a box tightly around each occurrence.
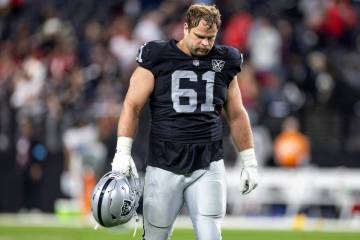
[111,4,258,240]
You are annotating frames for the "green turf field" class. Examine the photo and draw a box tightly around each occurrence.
[0,227,360,240]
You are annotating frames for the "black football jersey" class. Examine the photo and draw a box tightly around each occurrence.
[136,39,242,173]
[137,39,242,143]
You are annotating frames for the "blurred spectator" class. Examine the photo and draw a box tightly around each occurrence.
[124,0,141,18]
[78,21,103,67]
[16,117,46,210]
[109,16,140,74]
[248,16,282,72]
[48,42,76,84]
[134,11,164,43]
[299,0,358,45]
[274,116,310,168]
[44,95,63,154]
[222,8,253,52]
[252,125,273,167]
[307,51,334,104]
[237,63,262,122]
[318,0,357,41]
[10,53,46,116]
[299,0,328,30]
[0,44,15,152]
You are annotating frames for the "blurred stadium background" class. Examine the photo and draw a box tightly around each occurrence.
[1,0,360,239]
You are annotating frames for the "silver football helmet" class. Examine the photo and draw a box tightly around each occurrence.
[91,171,141,227]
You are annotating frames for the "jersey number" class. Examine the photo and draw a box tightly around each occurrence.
[171,70,215,112]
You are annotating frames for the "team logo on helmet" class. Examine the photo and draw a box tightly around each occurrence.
[121,200,132,216]
[212,59,225,72]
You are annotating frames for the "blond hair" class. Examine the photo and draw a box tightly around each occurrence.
[185,4,221,30]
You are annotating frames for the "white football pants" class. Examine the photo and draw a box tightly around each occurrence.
[142,160,226,240]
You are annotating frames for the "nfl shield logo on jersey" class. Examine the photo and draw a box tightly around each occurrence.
[212,59,225,72]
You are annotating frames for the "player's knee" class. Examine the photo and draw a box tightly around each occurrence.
[199,212,225,218]
[198,200,225,218]
[143,221,171,240]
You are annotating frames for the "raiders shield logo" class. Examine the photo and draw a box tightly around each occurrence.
[212,59,225,72]
[120,200,132,216]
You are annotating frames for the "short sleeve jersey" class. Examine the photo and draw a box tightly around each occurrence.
[136,39,242,173]
[137,39,242,142]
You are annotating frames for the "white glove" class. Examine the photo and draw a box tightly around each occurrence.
[111,137,139,178]
[239,148,258,195]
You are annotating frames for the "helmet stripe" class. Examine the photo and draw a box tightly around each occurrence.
[97,178,113,226]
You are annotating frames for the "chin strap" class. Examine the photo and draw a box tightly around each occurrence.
[132,212,139,237]
[94,223,99,230]
[131,173,141,238]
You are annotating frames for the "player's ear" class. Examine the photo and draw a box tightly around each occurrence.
[184,23,190,36]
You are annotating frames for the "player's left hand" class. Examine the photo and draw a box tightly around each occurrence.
[239,166,258,195]
[239,148,258,195]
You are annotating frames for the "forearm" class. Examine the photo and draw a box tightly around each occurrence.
[228,107,254,152]
[113,101,140,177]
[117,100,140,138]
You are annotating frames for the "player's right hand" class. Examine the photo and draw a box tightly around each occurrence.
[111,137,139,178]
[111,152,139,178]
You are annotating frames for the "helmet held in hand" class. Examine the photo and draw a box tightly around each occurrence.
[91,171,141,227]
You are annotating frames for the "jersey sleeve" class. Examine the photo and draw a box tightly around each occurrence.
[136,41,161,76]
[225,47,243,84]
